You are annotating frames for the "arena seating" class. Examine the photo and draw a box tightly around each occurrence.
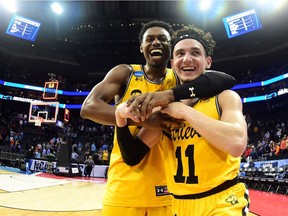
[239,163,288,195]
[0,148,25,168]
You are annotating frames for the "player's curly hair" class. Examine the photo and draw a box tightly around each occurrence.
[171,25,216,56]
[138,20,174,43]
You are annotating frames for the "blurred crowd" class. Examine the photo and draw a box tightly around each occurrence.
[0,58,288,165]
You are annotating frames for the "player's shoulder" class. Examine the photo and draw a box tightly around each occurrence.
[218,90,242,106]
[104,64,133,79]
[218,89,240,99]
[110,64,133,73]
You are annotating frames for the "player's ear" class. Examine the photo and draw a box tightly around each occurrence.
[140,45,143,53]
[205,56,212,69]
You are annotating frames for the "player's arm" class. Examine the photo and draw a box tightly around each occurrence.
[116,102,162,166]
[80,64,132,125]
[116,126,161,166]
[161,90,247,157]
[127,70,236,120]
[171,70,237,100]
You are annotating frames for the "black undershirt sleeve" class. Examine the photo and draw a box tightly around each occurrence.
[172,70,237,101]
[116,125,150,166]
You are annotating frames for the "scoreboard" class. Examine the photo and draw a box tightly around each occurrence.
[223,9,262,39]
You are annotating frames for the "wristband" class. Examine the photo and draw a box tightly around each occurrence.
[172,71,236,101]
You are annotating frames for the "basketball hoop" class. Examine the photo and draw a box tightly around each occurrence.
[35,117,44,127]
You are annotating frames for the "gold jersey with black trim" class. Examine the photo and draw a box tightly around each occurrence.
[160,96,240,196]
[103,64,178,207]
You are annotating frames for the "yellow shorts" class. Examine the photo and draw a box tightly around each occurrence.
[102,205,172,216]
[172,183,250,216]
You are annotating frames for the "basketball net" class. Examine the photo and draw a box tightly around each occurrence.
[35,117,44,127]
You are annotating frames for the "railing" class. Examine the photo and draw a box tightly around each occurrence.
[0,151,25,167]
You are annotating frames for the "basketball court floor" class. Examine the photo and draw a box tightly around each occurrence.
[0,166,287,216]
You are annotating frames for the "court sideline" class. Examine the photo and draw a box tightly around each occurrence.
[0,166,287,216]
[0,167,104,216]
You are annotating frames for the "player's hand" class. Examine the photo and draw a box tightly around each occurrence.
[115,102,141,126]
[141,111,184,132]
[127,91,173,121]
[160,102,188,120]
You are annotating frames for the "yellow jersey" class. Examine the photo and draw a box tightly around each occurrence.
[161,96,240,195]
[102,150,109,161]
[103,64,178,207]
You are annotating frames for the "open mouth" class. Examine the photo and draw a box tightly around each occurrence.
[150,49,163,57]
[182,67,196,72]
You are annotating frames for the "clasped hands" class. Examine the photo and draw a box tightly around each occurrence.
[123,91,185,131]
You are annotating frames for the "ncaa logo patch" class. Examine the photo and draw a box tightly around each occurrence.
[134,71,144,77]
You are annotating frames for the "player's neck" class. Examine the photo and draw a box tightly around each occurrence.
[143,64,167,82]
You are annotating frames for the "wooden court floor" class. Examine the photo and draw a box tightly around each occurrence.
[0,168,104,216]
[0,167,276,216]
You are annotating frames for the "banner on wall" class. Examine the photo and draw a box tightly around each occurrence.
[27,159,108,178]
[241,159,288,168]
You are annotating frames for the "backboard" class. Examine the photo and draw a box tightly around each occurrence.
[28,101,59,123]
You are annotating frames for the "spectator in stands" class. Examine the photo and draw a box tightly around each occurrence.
[263,141,271,156]
[83,141,90,151]
[255,140,264,158]
[102,149,109,165]
[10,136,15,152]
[250,146,258,161]
[275,142,281,156]
[91,141,96,155]
[92,151,100,165]
[243,145,252,162]
[263,131,270,141]
[77,141,83,152]
[34,144,42,158]
[269,140,277,156]
[276,127,283,140]
[280,135,288,154]
[71,150,79,162]
[42,146,50,158]
[72,143,77,153]
[101,142,108,151]
[14,140,21,153]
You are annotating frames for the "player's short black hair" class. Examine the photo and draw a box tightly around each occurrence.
[138,20,174,43]
[171,25,216,57]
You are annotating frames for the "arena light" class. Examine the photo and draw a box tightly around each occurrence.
[1,0,17,13]
[50,2,63,15]
[199,0,212,11]
[271,0,287,10]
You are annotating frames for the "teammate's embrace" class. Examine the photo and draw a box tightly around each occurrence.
[81,20,237,216]
[115,25,250,216]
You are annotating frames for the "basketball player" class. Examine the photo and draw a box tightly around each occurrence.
[80,20,236,216]
[115,25,250,215]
